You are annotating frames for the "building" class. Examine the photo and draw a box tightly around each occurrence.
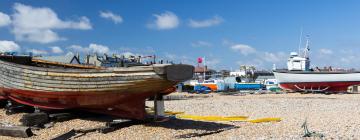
[35,52,81,64]
[194,66,216,80]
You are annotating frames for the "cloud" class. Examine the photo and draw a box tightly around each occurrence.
[50,46,63,54]
[261,52,287,63]
[0,40,21,52]
[164,52,176,60]
[148,11,179,30]
[340,55,356,64]
[89,43,109,54]
[27,49,48,55]
[191,41,212,47]
[0,12,11,27]
[319,48,333,55]
[188,15,223,28]
[205,58,221,68]
[236,59,264,69]
[67,43,110,54]
[11,3,92,44]
[230,44,256,55]
[99,11,123,24]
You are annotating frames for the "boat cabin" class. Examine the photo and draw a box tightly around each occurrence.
[287,52,310,71]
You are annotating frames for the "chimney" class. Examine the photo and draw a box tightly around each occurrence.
[76,52,80,60]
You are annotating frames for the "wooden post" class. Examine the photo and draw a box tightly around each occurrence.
[153,94,164,121]
[0,126,33,138]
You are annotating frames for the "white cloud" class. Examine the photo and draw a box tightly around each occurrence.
[67,43,110,54]
[68,45,85,53]
[27,49,48,55]
[148,11,179,30]
[11,3,92,44]
[189,15,223,28]
[99,11,123,24]
[164,52,176,60]
[50,46,63,54]
[261,52,287,63]
[206,58,221,68]
[319,48,333,55]
[0,40,21,52]
[122,52,135,57]
[0,12,11,27]
[340,55,356,64]
[89,43,109,54]
[230,44,256,55]
[236,59,264,69]
[191,41,212,47]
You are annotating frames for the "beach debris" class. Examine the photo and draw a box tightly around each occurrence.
[51,128,100,140]
[301,119,324,138]
[0,126,33,138]
[175,126,239,138]
[49,112,76,122]
[20,112,49,127]
[51,119,142,140]
[4,101,34,115]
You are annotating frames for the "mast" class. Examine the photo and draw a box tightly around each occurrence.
[298,28,303,55]
[303,35,310,59]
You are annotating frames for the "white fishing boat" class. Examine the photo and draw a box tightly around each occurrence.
[273,37,360,93]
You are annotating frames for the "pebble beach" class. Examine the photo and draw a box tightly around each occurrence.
[1,92,360,139]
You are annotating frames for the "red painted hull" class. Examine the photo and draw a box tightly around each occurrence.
[279,81,360,92]
[0,87,175,120]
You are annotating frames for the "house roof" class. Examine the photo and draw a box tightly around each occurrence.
[35,52,80,64]
[194,66,215,73]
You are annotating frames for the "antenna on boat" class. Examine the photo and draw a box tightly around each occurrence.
[304,35,310,59]
[298,28,303,55]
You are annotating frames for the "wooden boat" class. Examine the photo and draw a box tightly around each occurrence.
[0,55,194,119]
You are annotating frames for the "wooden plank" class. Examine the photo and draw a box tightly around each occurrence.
[0,126,33,138]
[0,77,172,92]
[1,66,162,83]
[0,71,166,89]
[31,59,100,69]
[0,65,159,79]
[0,60,158,73]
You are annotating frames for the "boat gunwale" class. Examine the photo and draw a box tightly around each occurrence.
[0,59,168,74]
[273,70,360,74]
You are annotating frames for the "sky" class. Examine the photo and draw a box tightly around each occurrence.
[1,0,360,70]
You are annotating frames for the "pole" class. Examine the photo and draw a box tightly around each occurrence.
[203,56,206,80]
[298,28,303,55]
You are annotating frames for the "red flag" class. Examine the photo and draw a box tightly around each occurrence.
[197,57,203,63]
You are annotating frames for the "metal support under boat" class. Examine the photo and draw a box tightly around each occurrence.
[294,84,330,92]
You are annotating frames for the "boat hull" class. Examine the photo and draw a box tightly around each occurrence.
[0,58,194,119]
[274,71,360,92]
[1,87,176,119]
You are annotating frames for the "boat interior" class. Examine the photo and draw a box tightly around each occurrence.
[0,55,99,69]
[0,55,151,69]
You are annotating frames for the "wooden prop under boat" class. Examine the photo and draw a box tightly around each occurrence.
[0,55,194,120]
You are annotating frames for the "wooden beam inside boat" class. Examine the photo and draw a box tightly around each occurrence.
[32,59,102,69]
